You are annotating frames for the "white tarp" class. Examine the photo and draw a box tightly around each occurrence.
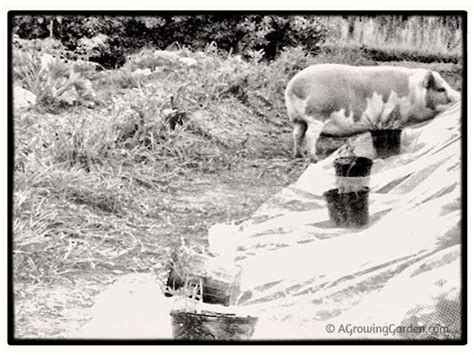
[232,101,462,340]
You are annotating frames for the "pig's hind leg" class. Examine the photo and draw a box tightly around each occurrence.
[292,121,307,158]
[305,119,324,163]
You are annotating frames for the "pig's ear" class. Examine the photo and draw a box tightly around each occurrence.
[423,71,436,88]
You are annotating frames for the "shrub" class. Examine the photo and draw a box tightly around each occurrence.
[12,15,329,68]
[12,35,100,112]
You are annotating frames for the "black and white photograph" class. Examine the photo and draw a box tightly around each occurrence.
[8,11,466,344]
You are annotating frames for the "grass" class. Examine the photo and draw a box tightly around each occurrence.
[12,38,463,337]
[320,15,462,61]
[13,45,310,337]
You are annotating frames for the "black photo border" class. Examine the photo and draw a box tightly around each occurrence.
[7,9,468,346]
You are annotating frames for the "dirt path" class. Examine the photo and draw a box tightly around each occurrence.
[14,159,307,338]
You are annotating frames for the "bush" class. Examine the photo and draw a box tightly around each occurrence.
[12,15,329,69]
[12,35,101,111]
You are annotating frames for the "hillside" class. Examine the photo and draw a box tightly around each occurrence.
[12,37,463,337]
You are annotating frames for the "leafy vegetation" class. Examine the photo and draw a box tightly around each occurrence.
[12,14,462,70]
[12,15,329,68]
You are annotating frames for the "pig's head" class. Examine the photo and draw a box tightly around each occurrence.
[423,70,461,112]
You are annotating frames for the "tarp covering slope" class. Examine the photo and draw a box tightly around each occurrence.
[233,101,462,340]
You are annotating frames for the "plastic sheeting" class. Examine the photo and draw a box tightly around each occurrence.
[232,101,462,340]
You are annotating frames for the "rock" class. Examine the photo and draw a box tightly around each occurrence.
[131,68,152,76]
[14,86,36,109]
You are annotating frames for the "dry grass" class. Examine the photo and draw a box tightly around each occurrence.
[321,15,462,61]
[12,44,309,285]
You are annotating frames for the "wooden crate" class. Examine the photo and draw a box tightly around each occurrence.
[165,246,242,306]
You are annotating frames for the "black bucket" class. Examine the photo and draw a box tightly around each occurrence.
[333,157,373,192]
[323,187,370,228]
[370,129,402,158]
[170,311,258,340]
[334,156,373,177]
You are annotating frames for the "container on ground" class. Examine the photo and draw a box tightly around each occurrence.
[370,129,402,158]
[333,156,373,192]
[170,310,258,340]
[323,187,370,228]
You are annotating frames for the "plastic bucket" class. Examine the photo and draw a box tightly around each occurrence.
[170,311,258,340]
[333,157,373,192]
[334,156,373,177]
[323,187,370,228]
[370,129,402,158]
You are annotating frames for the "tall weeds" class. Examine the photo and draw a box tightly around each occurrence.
[321,15,462,58]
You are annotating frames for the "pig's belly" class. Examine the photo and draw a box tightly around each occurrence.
[320,109,367,137]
